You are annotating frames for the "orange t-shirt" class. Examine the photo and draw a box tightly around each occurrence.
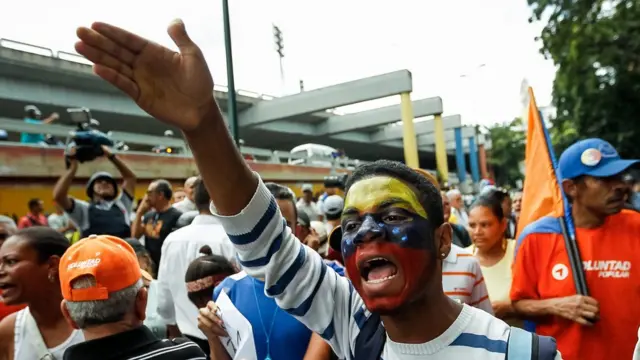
[511,210,640,360]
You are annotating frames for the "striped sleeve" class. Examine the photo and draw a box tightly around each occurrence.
[469,259,493,315]
[210,175,362,359]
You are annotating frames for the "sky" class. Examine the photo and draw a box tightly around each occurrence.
[0,0,556,127]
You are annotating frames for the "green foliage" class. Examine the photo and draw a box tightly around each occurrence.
[487,118,526,188]
[528,0,640,157]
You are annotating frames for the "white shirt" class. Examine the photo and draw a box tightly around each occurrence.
[156,214,236,339]
[173,198,196,213]
[296,199,322,221]
[442,245,493,315]
[47,213,69,231]
[452,207,469,227]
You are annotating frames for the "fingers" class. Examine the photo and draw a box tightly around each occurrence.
[92,64,139,100]
[167,19,199,55]
[91,22,148,54]
[580,303,599,314]
[574,316,593,326]
[75,41,134,79]
[198,307,228,337]
[582,296,599,307]
[76,27,136,67]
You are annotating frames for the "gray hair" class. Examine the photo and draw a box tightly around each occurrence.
[64,276,143,329]
[0,216,17,233]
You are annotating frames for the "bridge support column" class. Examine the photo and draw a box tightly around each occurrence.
[454,127,467,184]
[400,92,419,168]
[434,114,449,183]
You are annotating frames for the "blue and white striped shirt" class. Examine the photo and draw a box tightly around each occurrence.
[210,176,562,359]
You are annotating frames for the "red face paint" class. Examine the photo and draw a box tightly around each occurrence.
[345,241,432,313]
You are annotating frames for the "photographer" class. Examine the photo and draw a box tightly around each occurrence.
[53,145,137,238]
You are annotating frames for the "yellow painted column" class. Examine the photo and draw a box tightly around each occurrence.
[400,92,419,168]
[434,114,449,183]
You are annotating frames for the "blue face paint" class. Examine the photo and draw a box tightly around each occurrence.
[341,209,434,260]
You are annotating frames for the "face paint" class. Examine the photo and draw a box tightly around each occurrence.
[340,176,436,313]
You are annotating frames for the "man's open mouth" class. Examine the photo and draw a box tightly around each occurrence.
[359,257,398,284]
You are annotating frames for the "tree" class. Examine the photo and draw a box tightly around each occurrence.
[487,118,526,188]
[528,0,640,157]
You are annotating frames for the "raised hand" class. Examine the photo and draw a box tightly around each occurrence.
[75,20,215,132]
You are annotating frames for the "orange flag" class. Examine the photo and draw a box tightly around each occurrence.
[515,88,564,239]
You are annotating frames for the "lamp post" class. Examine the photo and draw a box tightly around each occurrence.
[222,0,239,147]
[273,24,285,93]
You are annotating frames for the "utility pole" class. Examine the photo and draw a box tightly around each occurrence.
[273,24,285,94]
[222,0,239,147]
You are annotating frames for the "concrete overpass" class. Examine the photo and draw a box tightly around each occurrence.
[0,39,488,182]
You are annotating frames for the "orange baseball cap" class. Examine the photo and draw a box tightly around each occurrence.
[59,234,142,302]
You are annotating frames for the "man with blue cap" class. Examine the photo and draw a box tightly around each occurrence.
[511,138,640,360]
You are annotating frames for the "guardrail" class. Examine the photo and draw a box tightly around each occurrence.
[0,118,364,168]
[0,38,346,116]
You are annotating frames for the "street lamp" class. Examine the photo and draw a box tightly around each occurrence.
[222,0,240,147]
[272,24,285,93]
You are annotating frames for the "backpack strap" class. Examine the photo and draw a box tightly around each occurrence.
[507,326,533,359]
[507,326,558,360]
[353,312,386,360]
[535,334,558,360]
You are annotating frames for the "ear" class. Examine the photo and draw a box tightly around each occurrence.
[436,222,452,260]
[562,179,578,202]
[135,287,148,322]
[328,226,343,254]
[60,300,80,330]
[47,255,61,278]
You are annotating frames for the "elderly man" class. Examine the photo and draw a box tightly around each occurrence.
[173,176,198,213]
[446,189,469,227]
[59,234,206,359]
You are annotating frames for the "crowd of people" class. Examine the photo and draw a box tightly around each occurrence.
[0,19,640,360]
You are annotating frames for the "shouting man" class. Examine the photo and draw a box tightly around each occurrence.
[73,19,561,360]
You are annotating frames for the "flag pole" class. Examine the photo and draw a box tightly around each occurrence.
[535,99,589,297]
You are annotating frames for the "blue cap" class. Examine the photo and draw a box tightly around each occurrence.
[558,138,638,180]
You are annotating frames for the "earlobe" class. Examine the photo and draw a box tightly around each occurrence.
[60,300,80,330]
[436,223,452,258]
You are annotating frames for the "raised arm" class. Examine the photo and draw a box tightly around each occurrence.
[74,20,360,358]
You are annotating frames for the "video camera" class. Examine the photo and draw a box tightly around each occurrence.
[323,174,348,191]
[64,108,115,167]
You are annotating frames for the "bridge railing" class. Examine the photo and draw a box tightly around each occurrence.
[0,118,364,169]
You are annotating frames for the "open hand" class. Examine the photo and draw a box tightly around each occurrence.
[74,20,215,132]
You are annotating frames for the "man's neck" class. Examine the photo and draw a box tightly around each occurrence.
[82,322,139,341]
[28,211,40,217]
[571,204,606,228]
[155,202,171,213]
[198,209,212,215]
[381,290,462,344]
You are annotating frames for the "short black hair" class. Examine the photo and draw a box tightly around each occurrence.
[345,160,444,229]
[152,179,173,200]
[193,177,210,212]
[28,198,41,210]
[265,182,297,219]
[470,193,505,220]
[13,226,70,263]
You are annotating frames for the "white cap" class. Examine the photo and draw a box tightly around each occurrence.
[302,184,313,192]
[323,195,344,216]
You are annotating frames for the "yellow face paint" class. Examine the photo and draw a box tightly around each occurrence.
[344,176,427,218]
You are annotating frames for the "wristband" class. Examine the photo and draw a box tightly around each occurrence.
[108,153,116,160]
